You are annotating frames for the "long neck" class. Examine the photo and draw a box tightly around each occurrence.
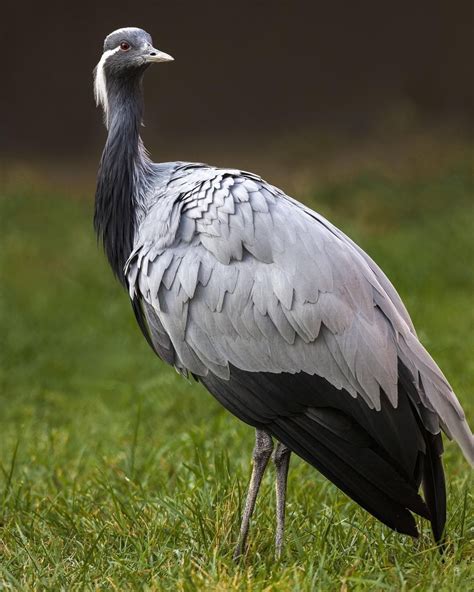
[94,73,150,285]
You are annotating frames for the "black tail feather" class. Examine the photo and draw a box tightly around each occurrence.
[295,412,430,519]
[422,432,446,543]
[200,364,447,541]
[270,415,422,537]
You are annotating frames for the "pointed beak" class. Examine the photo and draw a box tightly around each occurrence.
[146,47,174,63]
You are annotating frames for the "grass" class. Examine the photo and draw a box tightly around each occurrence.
[0,151,473,590]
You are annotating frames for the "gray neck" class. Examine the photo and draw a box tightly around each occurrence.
[94,70,152,284]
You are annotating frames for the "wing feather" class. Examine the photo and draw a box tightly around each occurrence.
[126,164,474,466]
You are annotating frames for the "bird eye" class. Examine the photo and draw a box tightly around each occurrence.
[120,41,131,51]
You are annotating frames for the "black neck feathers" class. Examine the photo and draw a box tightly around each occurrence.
[94,71,148,285]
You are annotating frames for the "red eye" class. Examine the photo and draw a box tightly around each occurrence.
[120,42,131,51]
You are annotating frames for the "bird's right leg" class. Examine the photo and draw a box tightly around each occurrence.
[273,441,291,558]
[233,429,273,560]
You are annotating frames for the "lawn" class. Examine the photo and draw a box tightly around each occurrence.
[1,149,473,590]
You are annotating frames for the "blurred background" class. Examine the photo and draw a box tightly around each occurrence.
[2,0,473,166]
[0,2,473,586]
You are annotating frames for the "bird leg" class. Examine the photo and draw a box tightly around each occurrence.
[233,429,273,560]
[273,442,291,558]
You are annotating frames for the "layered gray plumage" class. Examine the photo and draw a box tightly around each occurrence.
[94,27,473,556]
[125,163,473,464]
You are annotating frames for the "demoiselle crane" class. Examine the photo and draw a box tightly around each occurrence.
[93,27,474,558]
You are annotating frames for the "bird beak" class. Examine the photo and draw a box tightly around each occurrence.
[146,48,174,63]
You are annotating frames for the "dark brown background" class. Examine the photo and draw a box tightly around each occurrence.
[2,0,473,161]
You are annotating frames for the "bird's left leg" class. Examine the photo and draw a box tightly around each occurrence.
[233,429,273,560]
[273,441,291,558]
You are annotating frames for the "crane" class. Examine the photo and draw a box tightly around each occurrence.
[93,27,474,559]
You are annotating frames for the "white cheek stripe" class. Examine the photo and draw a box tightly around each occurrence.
[93,46,121,126]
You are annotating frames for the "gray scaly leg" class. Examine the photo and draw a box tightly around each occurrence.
[233,429,273,560]
[273,442,291,558]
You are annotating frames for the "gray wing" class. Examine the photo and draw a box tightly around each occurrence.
[126,165,474,466]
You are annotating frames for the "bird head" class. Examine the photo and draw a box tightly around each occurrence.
[94,27,173,126]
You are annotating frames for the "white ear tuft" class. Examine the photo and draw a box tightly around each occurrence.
[93,47,120,127]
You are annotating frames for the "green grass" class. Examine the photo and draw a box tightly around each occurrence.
[0,158,473,590]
